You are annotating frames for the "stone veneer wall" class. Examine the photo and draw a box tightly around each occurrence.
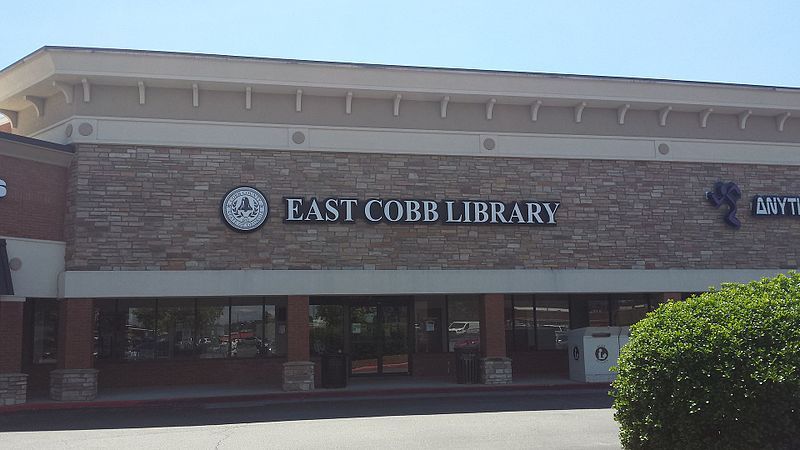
[65,144,800,271]
[0,373,27,405]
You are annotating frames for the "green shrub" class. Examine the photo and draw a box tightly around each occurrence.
[612,272,800,449]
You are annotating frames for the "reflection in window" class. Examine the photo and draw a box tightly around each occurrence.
[231,299,263,358]
[122,299,157,361]
[447,295,480,352]
[504,295,571,352]
[414,296,445,353]
[197,299,229,359]
[93,297,286,361]
[512,295,536,351]
[33,299,58,363]
[588,298,610,327]
[535,296,570,350]
[157,300,196,359]
[309,304,344,355]
[612,295,650,326]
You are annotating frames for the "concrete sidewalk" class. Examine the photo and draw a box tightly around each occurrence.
[1,375,610,413]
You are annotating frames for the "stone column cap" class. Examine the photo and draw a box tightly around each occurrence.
[0,296,25,302]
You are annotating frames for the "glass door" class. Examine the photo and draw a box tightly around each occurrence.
[381,304,409,374]
[348,302,410,375]
[350,305,379,375]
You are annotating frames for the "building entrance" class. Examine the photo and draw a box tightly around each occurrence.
[348,301,410,376]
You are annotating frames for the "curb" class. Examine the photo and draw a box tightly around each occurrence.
[0,382,611,413]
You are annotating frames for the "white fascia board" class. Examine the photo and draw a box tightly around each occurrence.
[34,116,800,166]
[60,269,789,298]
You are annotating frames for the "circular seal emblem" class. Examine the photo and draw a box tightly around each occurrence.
[221,186,269,232]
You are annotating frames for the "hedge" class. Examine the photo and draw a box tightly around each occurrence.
[612,272,800,449]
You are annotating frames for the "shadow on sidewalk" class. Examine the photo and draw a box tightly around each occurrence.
[0,389,613,432]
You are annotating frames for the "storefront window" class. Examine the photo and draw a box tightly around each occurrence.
[447,295,480,352]
[587,298,610,327]
[569,295,610,328]
[230,298,264,357]
[535,295,570,350]
[612,295,650,326]
[95,300,121,360]
[414,296,445,353]
[32,299,58,364]
[156,300,197,359]
[504,295,571,352]
[511,295,536,351]
[121,299,158,361]
[94,297,286,362]
[309,304,344,355]
[197,299,229,359]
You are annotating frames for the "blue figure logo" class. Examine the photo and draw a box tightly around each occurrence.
[706,181,741,229]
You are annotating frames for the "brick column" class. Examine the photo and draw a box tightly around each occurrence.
[0,296,27,406]
[50,298,98,401]
[479,294,512,384]
[282,295,313,391]
[662,292,682,303]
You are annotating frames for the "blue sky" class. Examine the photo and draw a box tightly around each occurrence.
[1,0,799,87]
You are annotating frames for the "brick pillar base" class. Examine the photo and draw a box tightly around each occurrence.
[0,373,28,406]
[480,357,513,385]
[50,369,98,401]
[282,361,315,392]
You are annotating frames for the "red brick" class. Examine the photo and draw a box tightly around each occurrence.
[0,300,24,372]
[0,154,68,242]
[57,299,94,369]
[286,296,310,361]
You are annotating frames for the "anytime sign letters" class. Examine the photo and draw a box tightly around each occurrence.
[752,195,800,217]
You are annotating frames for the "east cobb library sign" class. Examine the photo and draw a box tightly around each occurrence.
[286,197,561,225]
[221,186,560,232]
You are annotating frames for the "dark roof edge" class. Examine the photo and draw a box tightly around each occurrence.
[0,131,74,153]
[4,46,799,92]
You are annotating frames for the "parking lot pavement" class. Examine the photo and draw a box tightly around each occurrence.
[1,409,619,450]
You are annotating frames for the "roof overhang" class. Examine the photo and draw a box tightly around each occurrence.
[2,46,799,117]
[0,131,73,166]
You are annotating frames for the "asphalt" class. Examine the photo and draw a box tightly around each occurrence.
[0,376,611,414]
[0,388,614,432]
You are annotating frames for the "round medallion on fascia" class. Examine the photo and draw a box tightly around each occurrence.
[292,131,306,144]
[78,123,94,136]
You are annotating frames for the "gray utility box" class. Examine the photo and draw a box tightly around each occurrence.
[567,327,621,383]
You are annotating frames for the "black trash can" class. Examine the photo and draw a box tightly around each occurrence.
[455,349,479,384]
[321,352,348,388]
